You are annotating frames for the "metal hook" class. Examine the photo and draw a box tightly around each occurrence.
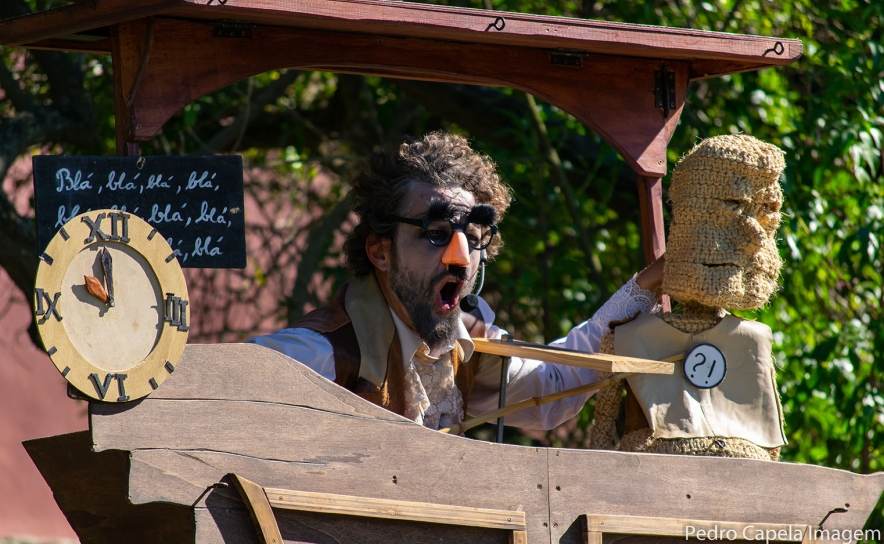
[191,481,230,507]
[485,16,506,32]
[763,41,785,56]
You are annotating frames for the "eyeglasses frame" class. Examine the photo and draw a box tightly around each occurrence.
[388,215,498,251]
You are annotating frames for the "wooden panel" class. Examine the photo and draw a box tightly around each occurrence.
[547,448,884,544]
[79,344,884,544]
[23,431,194,544]
[472,338,675,374]
[95,403,551,539]
[91,348,551,540]
[116,18,687,175]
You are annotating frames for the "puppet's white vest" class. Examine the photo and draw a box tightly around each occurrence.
[617,313,786,448]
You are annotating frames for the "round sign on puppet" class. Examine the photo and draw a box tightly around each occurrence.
[683,343,726,389]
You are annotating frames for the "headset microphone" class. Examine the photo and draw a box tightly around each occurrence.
[459,249,487,313]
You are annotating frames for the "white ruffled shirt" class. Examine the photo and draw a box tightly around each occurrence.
[249,276,657,430]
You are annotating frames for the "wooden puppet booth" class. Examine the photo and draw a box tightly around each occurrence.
[2,2,882,543]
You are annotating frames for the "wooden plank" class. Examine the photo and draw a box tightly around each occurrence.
[584,514,810,540]
[0,0,177,46]
[547,448,884,544]
[101,401,551,508]
[472,338,676,374]
[263,486,526,531]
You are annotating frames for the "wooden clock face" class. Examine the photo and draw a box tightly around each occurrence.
[34,209,189,402]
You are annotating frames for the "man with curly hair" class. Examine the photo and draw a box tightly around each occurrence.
[250,131,663,431]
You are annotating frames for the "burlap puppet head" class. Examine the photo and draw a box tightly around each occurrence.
[663,134,785,310]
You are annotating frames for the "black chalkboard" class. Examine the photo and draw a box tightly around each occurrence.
[34,155,246,268]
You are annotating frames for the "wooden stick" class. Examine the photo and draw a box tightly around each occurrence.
[440,351,685,435]
[441,372,632,435]
[471,337,675,374]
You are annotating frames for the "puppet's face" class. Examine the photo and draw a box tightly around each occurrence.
[663,135,785,310]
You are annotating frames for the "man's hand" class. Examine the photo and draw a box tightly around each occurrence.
[635,253,665,299]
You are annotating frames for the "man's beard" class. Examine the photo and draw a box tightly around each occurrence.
[388,256,472,351]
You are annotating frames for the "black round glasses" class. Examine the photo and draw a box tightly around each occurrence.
[389,216,498,251]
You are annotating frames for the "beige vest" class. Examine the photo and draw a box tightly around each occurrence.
[293,274,479,418]
[616,313,786,448]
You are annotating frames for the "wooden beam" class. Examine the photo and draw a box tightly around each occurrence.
[636,175,666,265]
[1,0,801,76]
[110,19,152,156]
[167,0,800,68]
[0,0,177,46]
[19,37,111,54]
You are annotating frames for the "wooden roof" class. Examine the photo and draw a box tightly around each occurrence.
[1,0,800,81]
[0,1,803,265]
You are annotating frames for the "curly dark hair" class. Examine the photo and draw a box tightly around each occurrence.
[343,131,513,276]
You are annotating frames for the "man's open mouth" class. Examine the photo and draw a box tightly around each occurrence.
[436,277,464,312]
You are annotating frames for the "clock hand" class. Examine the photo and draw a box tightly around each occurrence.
[84,274,110,304]
[100,247,115,307]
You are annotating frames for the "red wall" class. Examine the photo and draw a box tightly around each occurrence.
[0,270,86,540]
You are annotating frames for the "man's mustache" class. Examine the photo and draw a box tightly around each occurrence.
[443,265,469,282]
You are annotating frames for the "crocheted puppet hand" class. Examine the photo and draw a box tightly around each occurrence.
[589,135,787,461]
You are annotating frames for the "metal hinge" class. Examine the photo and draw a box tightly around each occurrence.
[655,62,676,118]
[213,21,256,39]
[545,49,588,68]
